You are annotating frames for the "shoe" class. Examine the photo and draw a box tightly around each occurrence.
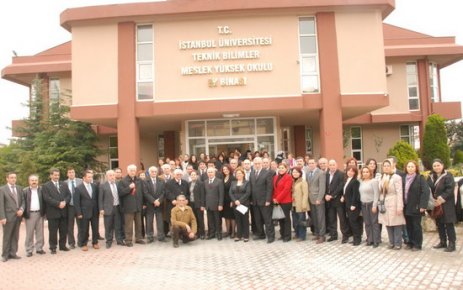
[36,250,46,255]
[316,237,325,244]
[327,236,337,242]
[106,243,112,249]
[267,238,275,244]
[199,235,205,240]
[51,249,57,254]
[60,247,70,252]
[82,246,89,251]
[405,244,413,250]
[173,243,179,248]
[8,255,21,260]
[243,239,249,243]
[394,246,402,250]
[117,241,126,246]
[341,239,349,244]
[147,238,154,244]
[98,236,104,241]
[217,234,223,241]
[93,244,100,249]
[26,253,33,257]
[126,242,133,247]
[372,243,379,248]
[353,241,361,246]
[69,245,76,249]
[135,240,146,244]
[1,257,7,262]
[433,241,447,249]
[254,235,266,240]
[387,244,394,249]
[234,238,241,242]
[444,242,456,252]
[365,242,373,246]
[158,239,167,242]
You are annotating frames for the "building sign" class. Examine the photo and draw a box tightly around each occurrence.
[179,26,273,88]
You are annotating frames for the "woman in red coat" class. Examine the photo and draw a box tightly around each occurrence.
[273,163,293,242]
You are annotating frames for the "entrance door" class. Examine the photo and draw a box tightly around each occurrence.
[208,142,254,157]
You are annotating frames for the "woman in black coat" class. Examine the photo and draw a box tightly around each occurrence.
[229,168,251,242]
[403,161,429,251]
[344,166,362,246]
[427,159,456,252]
[221,165,236,238]
[455,178,463,222]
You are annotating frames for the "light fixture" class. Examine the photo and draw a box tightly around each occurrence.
[222,113,240,118]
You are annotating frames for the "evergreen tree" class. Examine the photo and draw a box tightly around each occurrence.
[421,114,451,170]
[387,140,419,171]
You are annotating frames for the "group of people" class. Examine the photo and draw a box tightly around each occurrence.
[0,150,461,262]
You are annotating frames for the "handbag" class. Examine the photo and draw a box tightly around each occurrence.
[431,204,444,219]
[378,199,386,214]
[272,205,285,220]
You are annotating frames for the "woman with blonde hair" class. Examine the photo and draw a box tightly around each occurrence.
[291,167,309,241]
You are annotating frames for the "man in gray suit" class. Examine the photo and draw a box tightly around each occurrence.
[204,167,224,240]
[250,157,275,243]
[143,166,166,243]
[64,167,82,249]
[307,158,326,244]
[23,174,46,257]
[0,172,24,262]
[99,169,124,248]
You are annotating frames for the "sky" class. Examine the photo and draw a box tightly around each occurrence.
[0,0,462,145]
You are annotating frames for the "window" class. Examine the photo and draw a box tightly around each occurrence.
[400,125,420,150]
[406,62,420,110]
[350,127,363,164]
[108,136,119,169]
[429,62,439,103]
[299,17,319,93]
[158,135,165,159]
[305,128,313,155]
[49,78,60,105]
[136,25,154,100]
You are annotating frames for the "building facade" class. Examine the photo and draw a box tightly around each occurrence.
[2,0,462,171]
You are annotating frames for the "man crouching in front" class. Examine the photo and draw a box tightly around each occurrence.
[171,195,197,248]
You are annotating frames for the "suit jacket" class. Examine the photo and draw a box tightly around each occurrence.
[23,186,46,218]
[403,174,430,217]
[427,171,456,223]
[143,177,165,212]
[98,181,119,216]
[229,180,251,207]
[204,178,224,210]
[325,170,344,207]
[165,178,190,202]
[42,180,71,219]
[344,178,361,217]
[250,169,273,206]
[118,175,144,213]
[189,180,205,208]
[0,184,24,222]
[307,168,326,204]
[74,182,99,219]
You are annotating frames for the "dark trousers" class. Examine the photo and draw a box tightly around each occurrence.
[277,203,292,241]
[253,205,275,240]
[234,208,250,239]
[347,210,363,243]
[145,208,165,240]
[104,205,124,243]
[326,202,351,238]
[48,216,68,250]
[250,205,257,234]
[124,212,142,243]
[141,208,146,238]
[436,218,456,243]
[79,215,99,245]
[362,202,381,244]
[67,205,79,247]
[292,211,307,240]
[190,202,205,237]
[310,202,326,237]
[164,202,174,235]
[1,217,21,258]
[172,224,195,245]
[207,210,221,237]
[405,215,423,248]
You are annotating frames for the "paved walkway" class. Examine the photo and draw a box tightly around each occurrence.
[1,219,463,290]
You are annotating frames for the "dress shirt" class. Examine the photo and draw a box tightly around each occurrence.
[68,179,76,205]
[110,182,119,206]
[30,187,40,211]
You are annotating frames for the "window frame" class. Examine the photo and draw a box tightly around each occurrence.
[298,16,320,94]
[136,24,154,101]
[406,62,420,111]
[350,126,363,165]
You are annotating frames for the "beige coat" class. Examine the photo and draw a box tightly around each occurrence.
[378,174,405,226]
[292,179,309,212]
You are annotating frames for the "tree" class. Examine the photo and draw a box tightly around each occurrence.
[0,78,105,184]
[454,150,463,165]
[421,114,451,170]
[446,120,463,154]
[387,140,419,171]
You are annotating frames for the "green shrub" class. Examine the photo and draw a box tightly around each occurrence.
[421,114,451,170]
[453,149,463,165]
[387,140,419,171]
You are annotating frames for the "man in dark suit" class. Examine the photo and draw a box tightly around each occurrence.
[42,168,71,254]
[325,160,351,243]
[165,169,190,236]
[74,170,100,251]
[23,174,46,257]
[0,172,24,262]
[99,169,124,248]
[143,166,166,243]
[250,157,275,243]
[188,171,205,239]
[64,167,82,249]
[118,164,145,247]
[198,161,208,181]
[204,167,224,240]
[307,159,326,244]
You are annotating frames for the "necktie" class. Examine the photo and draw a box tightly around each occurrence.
[209,179,213,184]
[55,182,60,194]
[255,170,259,178]
[70,180,76,205]
[111,182,119,205]
[309,172,313,179]
[152,179,157,192]
[86,183,92,198]
[11,186,18,207]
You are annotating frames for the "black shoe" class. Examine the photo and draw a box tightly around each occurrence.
[327,236,338,242]
[353,241,361,246]
[253,236,266,240]
[126,242,133,247]
[341,236,349,244]
[206,235,215,240]
[59,247,70,252]
[433,241,447,249]
[372,243,379,248]
[199,235,205,240]
[26,253,33,257]
[444,242,456,252]
[1,257,7,262]
[217,234,222,241]
[8,255,21,260]
[135,240,146,245]
[51,249,57,254]
[106,242,112,249]
[147,238,154,244]
[267,238,275,244]
[36,250,46,255]
[116,241,126,246]
[283,238,291,242]
[98,236,105,241]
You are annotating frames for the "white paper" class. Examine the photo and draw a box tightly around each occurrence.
[236,204,248,215]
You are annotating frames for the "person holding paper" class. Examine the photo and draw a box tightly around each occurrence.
[229,168,251,242]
